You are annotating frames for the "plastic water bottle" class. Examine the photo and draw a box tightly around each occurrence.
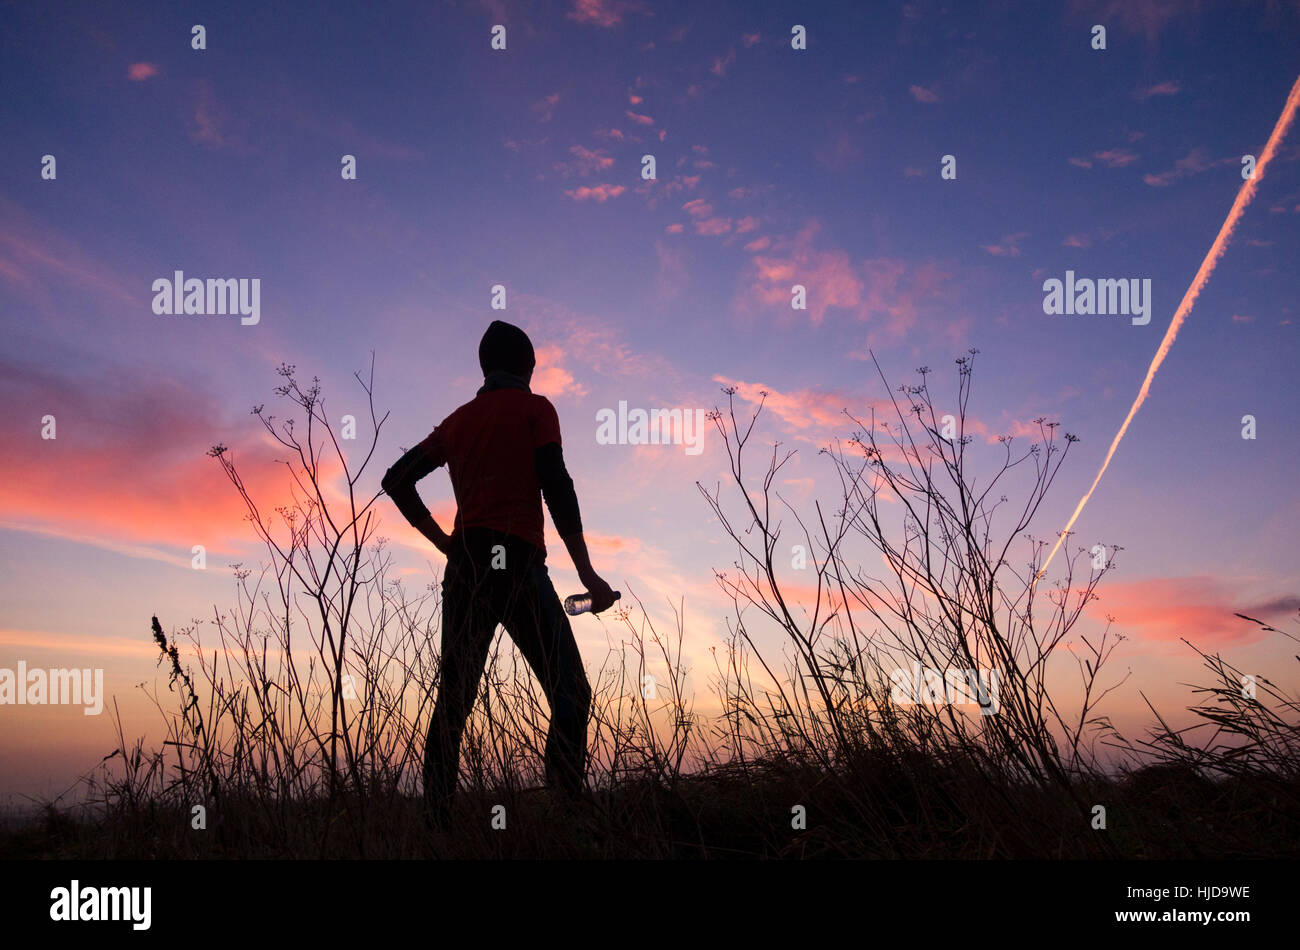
[564,591,621,615]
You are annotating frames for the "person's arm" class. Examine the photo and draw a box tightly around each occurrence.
[535,441,617,613]
[381,435,452,556]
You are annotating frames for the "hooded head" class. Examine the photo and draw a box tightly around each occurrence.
[478,320,536,382]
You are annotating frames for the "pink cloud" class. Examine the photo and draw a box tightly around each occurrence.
[695,216,732,236]
[958,416,1045,445]
[127,62,158,81]
[742,32,760,47]
[0,360,317,556]
[1143,147,1213,187]
[1092,148,1140,168]
[626,110,655,126]
[909,84,940,104]
[1096,577,1300,646]
[564,183,626,202]
[584,532,643,556]
[815,131,863,170]
[1063,233,1091,248]
[1135,79,1181,101]
[567,0,646,28]
[532,92,560,122]
[980,232,1029,257]
[532,344,588,400]
[713,376,863,435]
[735,216,759,234]
[0,197,139,309]
[738,221,953,340]
[512,296,671,384]
[1070,0,1188,48]
[745,234,861,327]
[711,49,736,77]
[716,374,1051,455]
[555,144,615,176]
[190,79,249,150]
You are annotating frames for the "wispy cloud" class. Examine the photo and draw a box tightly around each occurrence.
[1070,0,1191,48]
[1093,148,1140,168]
[567,0,647,28]
[555,144,615,176]
[1097,577,1300,645]
[710,48,736,76]
[0,360,308,557]
[532,92,560,122]
[1143,146,1213,186]
[737,220,951,340]
[980,232,1029,257]
[1070,147,1141,169]
[190,79,251,151]
[127,62,158,81]
[714,376,862,436]
[564,183,626,202]
[1134,79,1181,100]
[0,197,139,310]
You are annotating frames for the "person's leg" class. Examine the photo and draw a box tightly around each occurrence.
[424,555,498,831]
[500,560,593,800]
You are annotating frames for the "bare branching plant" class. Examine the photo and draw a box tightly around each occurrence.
[696,352,1130,855]
[52,354,1294,859]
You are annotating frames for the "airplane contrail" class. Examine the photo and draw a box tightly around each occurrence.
[1037,74,1300,583]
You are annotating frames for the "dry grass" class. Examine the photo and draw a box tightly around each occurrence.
[7,355,1296,859]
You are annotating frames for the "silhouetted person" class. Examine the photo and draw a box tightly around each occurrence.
[382,320,617,833]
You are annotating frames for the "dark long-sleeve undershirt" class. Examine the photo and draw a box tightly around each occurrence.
[535,441,582,539]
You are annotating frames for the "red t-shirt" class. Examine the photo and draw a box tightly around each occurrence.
[416,389,562,552]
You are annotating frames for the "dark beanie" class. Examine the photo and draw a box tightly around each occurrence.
[478,320,536,378]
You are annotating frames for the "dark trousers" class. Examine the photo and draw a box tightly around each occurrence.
[423,529,592,829]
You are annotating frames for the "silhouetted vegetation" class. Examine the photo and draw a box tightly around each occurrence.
[7,356,1296,859]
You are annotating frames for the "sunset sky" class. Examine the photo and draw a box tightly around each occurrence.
[2,0,1298,806]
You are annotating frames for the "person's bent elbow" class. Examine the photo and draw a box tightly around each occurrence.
[381,465,403,497]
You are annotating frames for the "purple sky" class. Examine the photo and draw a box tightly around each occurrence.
[2,0,1298,804]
